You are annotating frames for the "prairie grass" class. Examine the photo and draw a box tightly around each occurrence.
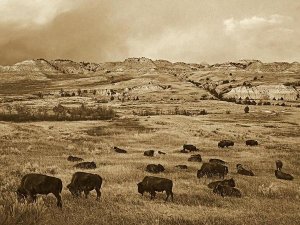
[0,105,299,225]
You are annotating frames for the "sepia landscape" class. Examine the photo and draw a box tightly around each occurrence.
[0,1,300,225]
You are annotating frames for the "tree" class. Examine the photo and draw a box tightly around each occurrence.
[53,104,65,119]
[244,106,249,113]
[77,89,82,96]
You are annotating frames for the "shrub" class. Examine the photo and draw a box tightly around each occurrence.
[244,106,249,113]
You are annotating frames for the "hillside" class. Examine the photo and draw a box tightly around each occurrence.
[0,58,299,105]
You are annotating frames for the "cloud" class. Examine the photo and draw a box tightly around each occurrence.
[0,0,79,26]
[224,15,292,33]
[0,1,299,65]
[223,14,299,62]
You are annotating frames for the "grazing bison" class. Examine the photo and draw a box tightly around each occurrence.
[188,154,202,162]
[208,178,235,189]
[158,151,166,155]
[218,140,234,148]
[137,176,173,201]
[197,163,228,179]
[67,155,83,162]
[245,140,258,146]
[275,170,293,180]
[175,165,188,169]
[183,144,199,152]
[114,147,127,153]
[74,161,97,169]
[67,172,103,200]
[16,173,62,207]
[209,158,226,165]
[144,150,155,157]
[236,164,254,176]
[275,160,283,171]
[146,164,165,173]
[213,184,241,198]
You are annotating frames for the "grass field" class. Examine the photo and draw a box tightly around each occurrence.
[0,100,299,225]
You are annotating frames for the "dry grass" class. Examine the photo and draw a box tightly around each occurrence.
[0,101,299,225]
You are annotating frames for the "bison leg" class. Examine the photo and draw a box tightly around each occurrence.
[95,188,101,200]
[165,191,174,202]
[53,193,62,208]
[84,190,90,199]
[150,191,156,200]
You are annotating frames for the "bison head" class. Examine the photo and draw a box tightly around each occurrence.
[197,169,205,178]
[236,164,243,170]
[137,182,144,195]
[227,178,235,187]
[213,185,224,196]
[16,188,27,202]
[67,184,80,197]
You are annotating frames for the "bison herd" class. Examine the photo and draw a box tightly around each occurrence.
[15,140,294,208]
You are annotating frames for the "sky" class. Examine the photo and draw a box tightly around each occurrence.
[0,0,299,65]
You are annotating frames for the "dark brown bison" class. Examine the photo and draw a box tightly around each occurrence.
[144,150,155,157]
[158,151,166,155]
[213,184,241,198]
[218,140,234,148]
[209,158,226,165]
[245,140,258,146]
[175,165,188,169]
[183,144,199,152]
[197,163,228,179]
[74,161,97,169]
[208,178,235,189]
[188,154,202,162]
[114,147,127,153]
[67,172,103,200]
[236,164,254,176]
[16,173,62,207]
[275,160,283,171]
[67,155,83,162]
[137,176,173,201]
[146,164,165,173]
[275,170,293,180]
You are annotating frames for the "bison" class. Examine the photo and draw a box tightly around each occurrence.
[175,165,188,169]
[275,160,283,171]
[236,164,254,176]
[74,161,97,169]
[145,164,165,173]
[67,155,83,162]
[246,140,258,146]
[158,151,166,155]
[213,184,242,198]
[144,150,155,157]
[208,178,235,189]
[137,176,173,201]
[16,173,62,207]
[275,170,293,180]
[197,163,228,179]
[209,158,226,165]
[188,154,202,162]
[67,172,103,200]
[114,146,127,153]
[183,144,199,152]
[218,140,234,148]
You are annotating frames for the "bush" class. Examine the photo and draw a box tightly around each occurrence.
[0,104,116,122]
[0,192,47,225]
[244,106,249,113]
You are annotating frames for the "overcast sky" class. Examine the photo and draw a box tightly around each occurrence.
[0,0,299,65]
